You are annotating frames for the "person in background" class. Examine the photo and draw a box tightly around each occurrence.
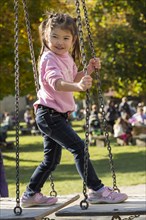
[1,112,13,130]
[104,100,118,134]
[119,97,132,119]
[113,117,132,145]
[89,104,101,144]
[24,106,33,128]
[71,103,79,120]
[129,105,146,126]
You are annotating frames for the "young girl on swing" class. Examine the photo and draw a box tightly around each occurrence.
[21,12,128,208]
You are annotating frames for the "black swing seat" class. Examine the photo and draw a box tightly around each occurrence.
[55,196,146,218]
[0,194,79,220]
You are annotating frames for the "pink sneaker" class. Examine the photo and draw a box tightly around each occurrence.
[88,187,128,204]
[21,192,58,208]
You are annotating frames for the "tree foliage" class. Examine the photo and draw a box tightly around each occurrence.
[0,0,68,99]
[89,0,146,98]
[0,0,146,101]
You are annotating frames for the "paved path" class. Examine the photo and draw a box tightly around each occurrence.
[48,184,146,220]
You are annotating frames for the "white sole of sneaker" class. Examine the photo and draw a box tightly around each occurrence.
[88,196,128,204]
[21,202,57,208]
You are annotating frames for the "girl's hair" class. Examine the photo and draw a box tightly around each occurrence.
[38,12,80,62]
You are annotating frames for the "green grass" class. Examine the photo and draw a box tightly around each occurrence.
[2,120,146,198]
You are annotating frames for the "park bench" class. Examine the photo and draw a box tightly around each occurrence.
[20,126,32,135]
[92,135,106,147]
[132,134,146,147]
[132,125,146,135]
[132,125,146,147]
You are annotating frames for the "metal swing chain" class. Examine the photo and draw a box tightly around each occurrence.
[111,214,140,220]
[75,0,90,210]
[13,0,22,215]
[49,173,57,197]
[121,215,140,220]
[80,0,119,192]
[80,2,140,220]
[21,0,39,94]
[21,0,57,197]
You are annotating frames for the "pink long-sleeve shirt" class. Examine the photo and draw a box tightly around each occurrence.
[33,50,78,113]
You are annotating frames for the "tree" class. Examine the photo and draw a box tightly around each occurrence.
[89,0,146,99]
[0,0,68,99]
[1,0,146,102]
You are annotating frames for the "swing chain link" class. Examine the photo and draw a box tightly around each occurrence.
[22,0,39,93]
[112,214,140,220]
[75,0,90,210]
[81,0,119,192]
[21,0,56,196]
[122,215,140,220]
[49,174,57,197]
[14,0,22,215]
[81,0,95,58]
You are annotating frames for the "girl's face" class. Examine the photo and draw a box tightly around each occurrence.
[47,27,75,55]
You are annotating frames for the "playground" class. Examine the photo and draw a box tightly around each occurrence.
[0,0,146,219]
[1,119,146,219]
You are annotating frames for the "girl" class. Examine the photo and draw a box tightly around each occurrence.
[21,12,128,208]
[114,117,132,145]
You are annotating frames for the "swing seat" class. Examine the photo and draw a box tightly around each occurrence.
[0,194,79,220]
[55,196,146,218]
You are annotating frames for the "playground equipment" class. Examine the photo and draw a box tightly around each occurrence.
[1,1,145,220]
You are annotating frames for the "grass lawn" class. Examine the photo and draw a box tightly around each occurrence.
[2,120,146,198]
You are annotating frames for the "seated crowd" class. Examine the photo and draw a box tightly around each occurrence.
[75,97,146,146]
[105,98,146,145]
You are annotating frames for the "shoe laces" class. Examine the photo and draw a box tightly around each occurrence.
[102,187,117,198]
[35,193,45,201]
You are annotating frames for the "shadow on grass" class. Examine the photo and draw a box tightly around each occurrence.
[3,154,40,163]
[1,143,43,153]
[75,129,85,133]
[4,151,145,184]
[20,143,43,152]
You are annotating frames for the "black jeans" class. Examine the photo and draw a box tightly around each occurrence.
[26,105,103,196]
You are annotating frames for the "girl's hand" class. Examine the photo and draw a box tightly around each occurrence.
[87,58,101,75]
[78,75,93,91]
